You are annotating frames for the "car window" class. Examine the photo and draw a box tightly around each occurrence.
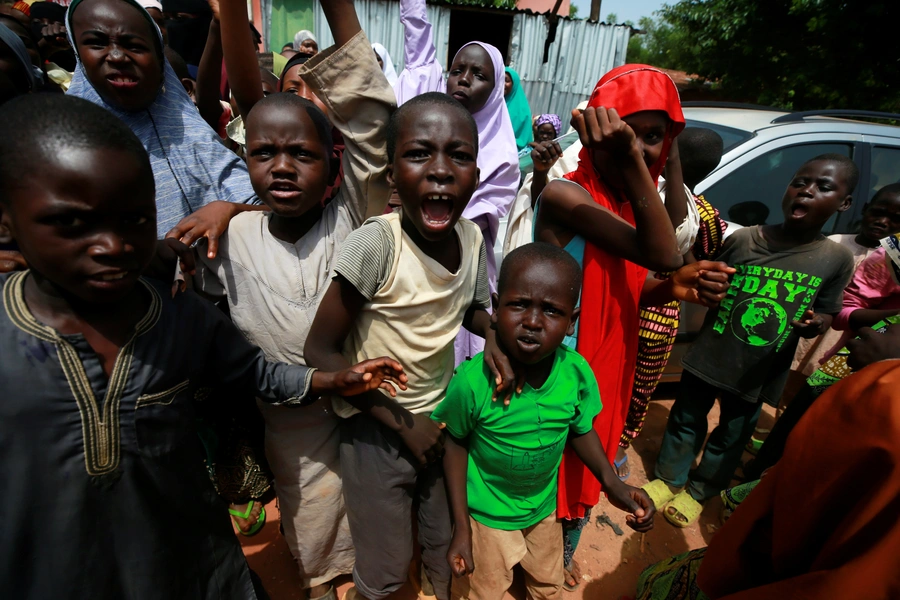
[868,146,900,201]
[702,143,853,234]
[684,119,753,152]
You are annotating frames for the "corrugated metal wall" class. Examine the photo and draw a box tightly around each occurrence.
[312,0,451,71]
[309,0,630,119]
[508,15,631,119]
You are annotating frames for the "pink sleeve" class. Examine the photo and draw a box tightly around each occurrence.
[833,249,900,330]
[392,0,445,105]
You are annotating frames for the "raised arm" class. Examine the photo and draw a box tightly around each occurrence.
[662,138,689,230]
[393,0,445,104]
[299,0,397,219]
[536,108,683,272]
[195,15,225,130]
[217,0,263,118]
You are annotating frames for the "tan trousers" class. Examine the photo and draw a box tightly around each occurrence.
[451,513,564,600]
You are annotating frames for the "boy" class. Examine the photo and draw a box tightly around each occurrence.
[305,92,516,600]
[646,153,858,527]
[433,243,655,600]
[0,94,406,599]
[777,182,900,409]
[189,0,398,597]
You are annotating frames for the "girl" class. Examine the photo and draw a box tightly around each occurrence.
[534,64,686,587]
[504,66,533,152]
[65,0,257,239]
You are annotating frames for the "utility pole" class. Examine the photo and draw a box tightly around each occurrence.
[590,0,601,21]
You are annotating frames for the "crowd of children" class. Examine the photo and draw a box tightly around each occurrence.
[2,0,900,598]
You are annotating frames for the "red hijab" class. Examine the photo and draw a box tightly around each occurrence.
[558,65,684,520]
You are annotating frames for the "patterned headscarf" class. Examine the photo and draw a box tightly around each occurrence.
[535,113,562,137]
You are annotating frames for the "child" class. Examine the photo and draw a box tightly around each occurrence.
[190,0,396,597]
[647,153,858,527]
[393,0,520,363]
[305,92,515,600]
[778,183,900,408]
[534,68,736,585]
[534,113,562,142]
[65,0,258,239]
[504,66,533,152]
[0,93,405,599]
[616,128,727,480]
[433,243,655,600]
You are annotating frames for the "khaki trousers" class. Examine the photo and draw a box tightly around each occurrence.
[451,513,564,600]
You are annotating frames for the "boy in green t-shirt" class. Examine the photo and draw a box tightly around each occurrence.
[432,243,655,600]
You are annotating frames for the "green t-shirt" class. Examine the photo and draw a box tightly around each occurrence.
[431,346,601,530]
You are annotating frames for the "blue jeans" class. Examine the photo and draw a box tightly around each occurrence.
[654,371,762,501]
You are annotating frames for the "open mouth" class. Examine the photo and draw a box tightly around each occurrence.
[268,182,302,201]
[421,194,454,227]
[106,74,139,89]
[789,202,810,219]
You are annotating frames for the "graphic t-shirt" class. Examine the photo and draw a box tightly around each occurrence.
[431,346,601,530]
[682,226,855,403]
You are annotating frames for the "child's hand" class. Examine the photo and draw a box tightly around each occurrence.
[398,414,445,466]
[847,324,900,370]
[669,261,735,307]
[484,330,524,406]
[0,250,27,274]
[447,527,475,578]
[156,238,197,277]
[570,106,636,159]
[606,481,655,533]
[165,200,244,260]
[791,310,828,338]
[331,357,408,397]
[530,140,563,175]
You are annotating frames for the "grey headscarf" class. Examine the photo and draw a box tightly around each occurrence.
[0,23,42,91]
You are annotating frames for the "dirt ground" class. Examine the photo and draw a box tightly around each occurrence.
[239,384,777,600]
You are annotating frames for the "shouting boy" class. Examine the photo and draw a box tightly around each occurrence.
[646,153,858,527]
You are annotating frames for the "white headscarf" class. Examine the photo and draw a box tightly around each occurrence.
[372,43,398,86]
[293,29,316,51]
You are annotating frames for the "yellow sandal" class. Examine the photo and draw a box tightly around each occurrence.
[664,490,703,528]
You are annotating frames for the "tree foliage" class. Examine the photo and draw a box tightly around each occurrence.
[629,0,900,112]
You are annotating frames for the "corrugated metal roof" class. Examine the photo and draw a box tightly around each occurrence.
[309,0,630,118]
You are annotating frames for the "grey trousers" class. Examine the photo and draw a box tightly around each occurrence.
[340,413,452,600]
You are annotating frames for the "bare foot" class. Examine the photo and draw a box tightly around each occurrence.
[614,446,630,480]
[564,557,582,589]
[230,501,263,533]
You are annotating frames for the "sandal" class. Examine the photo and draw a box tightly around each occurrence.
[563,559,581,592]
[664,491,703,528]
[641,479,677,509]
[745,437,764,456]
[229,500,266,536]
[614,455,630,481]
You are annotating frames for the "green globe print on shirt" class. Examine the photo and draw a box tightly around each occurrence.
[732,297,788,347]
